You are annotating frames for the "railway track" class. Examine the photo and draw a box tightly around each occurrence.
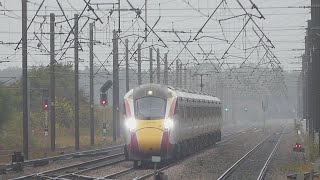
[133,128,254,180]
[102,167,135,179]
[217,128,285,180]
[6,144,124,172]
[10,145,126,180]
[10,128,255,180]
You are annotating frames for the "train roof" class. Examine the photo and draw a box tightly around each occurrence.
[126,84,220,103]
[168,86,221,103]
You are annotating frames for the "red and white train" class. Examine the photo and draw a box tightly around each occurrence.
[123,83,222,166]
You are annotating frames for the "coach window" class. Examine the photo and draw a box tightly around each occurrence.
[200,106,204,120]
[205,107,209,120]
[211,107,214,117]
[197,107,201,123]
[213,107,216,117]
[186,106,191,122]
[193,106,197,122]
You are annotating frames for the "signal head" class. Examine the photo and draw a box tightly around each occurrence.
[43,98,49,110]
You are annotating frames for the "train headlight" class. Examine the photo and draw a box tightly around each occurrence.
[125,118,136,131]
[164,119,173,130]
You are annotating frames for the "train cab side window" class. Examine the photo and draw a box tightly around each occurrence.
[174,101,179,115]
[215,107,218,117]
[180,106,185,120]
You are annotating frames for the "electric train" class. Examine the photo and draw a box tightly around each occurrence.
[123,83,222,166]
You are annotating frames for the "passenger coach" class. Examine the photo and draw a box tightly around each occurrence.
[123,84,222,166]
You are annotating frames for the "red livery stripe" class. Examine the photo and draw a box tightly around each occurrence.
[168,98,177,118]
[125,100,132,118]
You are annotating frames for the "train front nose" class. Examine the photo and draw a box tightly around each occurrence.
[135,127,162,153]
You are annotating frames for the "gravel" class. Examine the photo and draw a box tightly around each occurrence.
[264,119,306,180]
[80,161,133,178]
[154,119,296,180]
[2,119,297,180]
[160,128,268,180]
[2,148,123,179]
[225,132,282,180]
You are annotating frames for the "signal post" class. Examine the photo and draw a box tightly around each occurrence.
[100,80,113,142]
[100,92,107,141]
[42,89,49,148]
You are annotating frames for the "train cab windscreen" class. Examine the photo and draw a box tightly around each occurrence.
[135,97,166,120]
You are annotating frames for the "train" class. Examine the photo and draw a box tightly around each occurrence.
[122,83,222,167]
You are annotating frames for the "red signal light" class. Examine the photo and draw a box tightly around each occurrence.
[100,93,107,106]
[295,143,302,148]
[43,98,49,110]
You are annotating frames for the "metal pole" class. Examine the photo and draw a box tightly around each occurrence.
[27,78,30,136]
[150,48,153,83]
[45,110,48,147]
[311,0,320,152]
[306,20,313,142]
[263,100,266,131]
[189,69,192,90]
[164,53,168,85]
[200,75,203,92]
[180,63,183,88]
[157,49,160,84]
[103,105,106,141]
[125,39,129,92]
[112,30,119,141]
[22,0,28,160]
[89,23,94,146]
[145,0,148,41]
[176,60,179,87]
[138,44,142,85]
[50,13,56,151]
[74,14,80,150]
[153,163,157,180]
[184,67,187,89]
[231,92,235,124]
[118,0,120,33]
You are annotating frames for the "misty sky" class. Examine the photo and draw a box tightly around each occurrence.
[0,0,310,73]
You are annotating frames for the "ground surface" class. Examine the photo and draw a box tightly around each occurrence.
[1,119,307,180]
[160,119,304,180]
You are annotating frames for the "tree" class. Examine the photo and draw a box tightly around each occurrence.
[0,87,18,128]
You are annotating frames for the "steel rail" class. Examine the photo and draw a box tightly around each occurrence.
[217,133,273,180]
[135,129,254,180]
[101,167,135,179]
[59,159,127,179]
[257,129,285,180]
[7,144,124,170]
[11,153,124,180]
